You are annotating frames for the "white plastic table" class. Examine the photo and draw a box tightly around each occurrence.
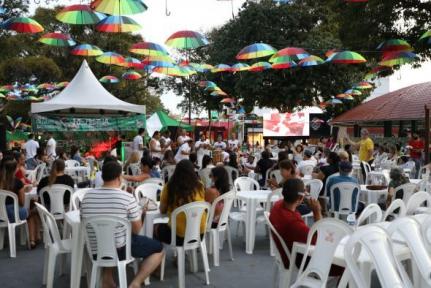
[360,185,387,204]
[236,189,272,254]
[65,210,84,288]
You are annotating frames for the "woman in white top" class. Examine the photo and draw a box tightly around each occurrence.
[175,139,192,162]
[150,131,163,160]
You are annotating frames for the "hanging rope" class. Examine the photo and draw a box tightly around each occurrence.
[165,0,171,16]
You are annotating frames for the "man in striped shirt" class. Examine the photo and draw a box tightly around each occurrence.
[81,161,164,288]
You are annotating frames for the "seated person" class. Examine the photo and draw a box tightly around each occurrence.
[26,148,48,170]
[123,156,155,184]
[385,167,410,208]
[297,150,317,177]
[312,152,340,195]
[94,156,117,188]
[14,152,32,185]
[255,150,274,186]
[398,155,416,178]
[205,166,230,228]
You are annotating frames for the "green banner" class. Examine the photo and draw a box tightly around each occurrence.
[32,114,146,132]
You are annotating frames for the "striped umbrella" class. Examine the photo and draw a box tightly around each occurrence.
[189,63,214,73]
[37,83,55,90]
[142,55,175,65]
[325,98,343,105]
[71,44,104,57]
[299,55,324,67]
[55,82,69,89]
[211,90,228,97]
[121,57,144,68]
[204,86,222,92]
[328,51,366,64]
[199,81,217,88]
[165,30,209,50]
[153,65,193,77]
[377,39,412,53]
[379,51,417,67]
[221,98,236,104]
[248,62,272,72]
[96,52,126,66]
[211,64,232,73]
[344,89,362,96]
[99,75,120,83]
[91,0,148,16]
[231,63,250,72]
[354,81,373,90]
[236,43,276,60]
[122,70,142,80]
[1,17,44,33]
[96,15,141,33]
[38,32,76,47]
[56,4,106,25]
[269,47,309,62]
[129,41,169,56]
[271,57,297,69]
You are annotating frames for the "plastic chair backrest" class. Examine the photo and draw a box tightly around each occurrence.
[421,216,431,251]
[83,215,132,265]
[419,167,429,179]
[303,179,323,200]
[198,168,212,188]
[329,182,361,217]
[356,203,382,227]
[207,191,235,232]
[35,163,47,183]
[265,188,282,212]
[352,154,359,163]
[70,188,92,211]
[234,176,259,192]
[324,172,340,196]
[39,184,74,218]
[128,163,141,176]
[142,177,164,187]
[301,165,315,177]
[65,159,80,168]
[161,165,176,183]
[406,191,431,215]
[170,201,210,250]
[264,211,292,270]
[383,199,406,221]
[225,166,239,188]
[344,225,413,288]
[393,183,418,203]
[134,183,161,203]
[0,189,24,224]
[362,161,372,175]
[35,202,64,248]
[293,218,353,287]
[365,171,388,186]
[269,169,283,184]
[387,217,431,286]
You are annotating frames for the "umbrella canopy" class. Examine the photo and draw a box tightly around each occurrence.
[121,57,143,68]
[328,51,366,64]
[271,56,297,69]
[71,44,104,57]
[1,17,44,33]
[204,86,221,92]
[248,61,272,72]
[232,63,250,72]
[91,0,148,16]
[211,90,228,97]
[165,30,209,50]
[379,51,417,67]
[236,43,276,60]
[269,47,309,61]
[354,81,373,90]
[56,4,105,25]
[153,66,191,77]
[377,39,413,53]
[199,81,217,88]
[122,70,142,80]
[189,63,213,73]
[96,52,126,65]
[96,15,141,33]
[211,64,231,73]
[37,83,55,90]
[142,55,174,64]
[99,75,119,83]
[38,32,76,47]
[56,82,69,89]
[221,98,236,104]
[419,30,431,44]
[299,55,324,67]
[326,98,343,105]
[129,41,168,56]
[344,89,362,96]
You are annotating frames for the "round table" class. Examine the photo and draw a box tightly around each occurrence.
[360,184,387,204]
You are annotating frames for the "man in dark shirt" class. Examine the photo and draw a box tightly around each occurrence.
[255,150,274,186]
[313,152,340,195]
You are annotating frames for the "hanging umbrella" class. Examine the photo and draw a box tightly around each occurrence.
[188,63,214,73]
[354,81,373,90]
[211,64,232,73]
[38,32,76,47]
[96,15,141,33]
[199,81,217,88]
[141,65,155,74]
[1,17,44,33]
[344,89,362,96]
[71,44,104,57]
[338,94,354,100]
[211,90,228,97]
[56,4,106,25]
[379,51,417,67]
[152,65,185,77]
[165,30,209,50]
[204,86,222,92]
[91,0,148,15]
[129,41,169,56]
[96,52,126,66]
[55,82,69,89]
[99,75,119,83]
[0,85,13,92]
[122,70,142,80]
[299,55,324,67]
[269,47,309,62]
[328,51,366,64]
[271,57,297,69]
[142,55,175,65]
[335,93,349,99]
[377,39,412,53]
[326,98,343,105]
[236,43,276,60]
[37,83,55,90]
[231,63,250,72]
[364,66,391,80]
[419,30,431,44]
[121,57,143,68]
[248,62,272,72]
[221,98,236,104]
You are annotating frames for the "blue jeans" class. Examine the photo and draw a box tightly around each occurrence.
[6,205,28,223]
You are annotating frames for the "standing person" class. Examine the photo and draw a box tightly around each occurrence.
[115,134,125,161]
[149,131,163,160]
[346,129,374,180]
[161,130,172,150]
[81,161,164,288]
[213,135,227,150]
[195,133,210,168]
[228,132,240,150]
[174,138,192,163]
[46,132,57,161]
[408,133,424,178]
[23,134,39,161]
[176,129,187,146]
[133,128,146,158]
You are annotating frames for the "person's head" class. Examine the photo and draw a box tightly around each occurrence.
[0,158,17,191]
[202,155,213,169]
[338,151,350,162]
[413,133,420,140]
[327,152,340,165]
[36,147,47,161]
[140,156,154,173]
[189,152,198,165]
[344,144,351,152]
[231,132,236,139]
[163,150,175,163]
[388,145,396,157]
[128,151,141,164]
[70,145,79,156]
[399,155,409,165]
[389,167,407,183]
[28,133,34,140]
[320,136,328,144]
[152,131,160,140]
[217,135,222,142]
[278,151,289,163]
[378,145,385,154]
[102,161,123,187]
[179,129,186,136]
[338,160,353,176]
[13,151,25,167]
[48,159,66,186]
[167,160,203,209]
[210,166,230,194]
[138,128,145,136]
[282,178,306,206]
[47,132,53,138]
[295,144,303,153]
[360,128,369,140]
[200,133,206,141]
[279,160,296,179]
[303,150,312,160]
[261,150,271,160]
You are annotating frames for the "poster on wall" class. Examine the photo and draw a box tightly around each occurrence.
[263,112,309,137]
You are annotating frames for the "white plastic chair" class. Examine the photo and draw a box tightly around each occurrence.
[329,182,361,219]
[301,179,323,225]
[35,203,72,288]
[35,162,47,183]
[83,215,135,288]
[356,203,382,227]
[161,165,176,183]
[393,183,418,203]
[266,189,283,257]
[39,184,74,220]
[362,161,372,182]
[160,202,211,288]
[300,165,314,179]
[206,191,235,267]
[269,169,283,184]
[264,211,298,288]
[69,188,92,211]
[225,166,240,189]
[65,159,80,168]
[406,191,431,215]
[142,177,164,187]
[134,183,161,204]
[128,163,141,176]
[291,218,353,288]
[342,225,413,288]
[383,199,406,221]
[234,176,260,192]
[198,168,212,189]
[0,190,30,258]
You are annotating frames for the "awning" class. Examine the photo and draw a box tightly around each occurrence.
[146,111,192,137]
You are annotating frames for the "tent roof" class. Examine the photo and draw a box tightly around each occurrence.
[146,110,192,137]
[31,60,145,115]
[332,81,431,126]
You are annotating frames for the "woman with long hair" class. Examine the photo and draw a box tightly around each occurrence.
[124,151,141,175]
[201,155,214,170]
[206,166,230,227]
[156,159,206,245]
[161,149,176,168]
[386,167,410,208]
[14,152,32,185]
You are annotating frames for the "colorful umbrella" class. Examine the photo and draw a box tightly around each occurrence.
[335,93,349,99]
[269,47,309,62]
[419,30,431,44]
[0,85,13,92]
[354,81,373,90]
[211,64,232,73]
[141,65,155,74]
[211,90,228,97]
[142,55,175,65]
[344,89,362,96]
[364,66,391,80]
[122,70,142,80]
[188,63,214,73]
[299,55,324,67]
[71,44,104,57]
[96,52,126,66]
[379,51,417,67]
[248,62,272,72]
[153,65,193,77]
[38,32,76,47]
[236,43,276,60]
[199,81,217,88]
[91,0,148,16]
[340,94,355,100]
[37,83,55,90]
[271,57,297,69]
[1,17,44,33]
[326,98,343,105]
[204,86,222,92]
[121,57,143,68]
[328,51,366,64]
[221,98,236,104]
[377,39,413,53]
[55,82,69,89]
[129,41,169,56]
[0,93,5,99]
[96,15,141,33]
[99,75,119,83]
[165,30,209,49]
[231,63,250,72]
[56,4,106,25]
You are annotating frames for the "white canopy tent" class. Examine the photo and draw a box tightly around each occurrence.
[31,60,145,115]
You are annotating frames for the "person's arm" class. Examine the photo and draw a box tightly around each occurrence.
[127,197,143,234]
[367,141,374,160]
[386,187,395,208]
[312,170,325,180]
[123,173,150,183]
[205,188,219,203]
[131,219,143,235]
[181,147,190,156]
[307,198,322,222]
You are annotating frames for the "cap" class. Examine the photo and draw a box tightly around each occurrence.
[339,160,353,172]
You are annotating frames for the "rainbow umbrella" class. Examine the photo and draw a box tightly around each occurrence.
[71,44,104,57]
[56,4,106,25]
[328,51,366,64]
[354,81,373,90]
[96,52,126,66]
[199,81,217,88]
[204,86,222,92]
[55,82,69,89]
[99,75,119,83]
[364,66,391,80]
[91,0,148,16]
[140,65,155,74]
[379,51,417,67]
[248,62,272,72]
[142,55,175,65]
[211,90,228,97]
[38,32,76,47]
[1,17,44,33]
[153,65,192,77]
[335,93,349,99]
[269,47,309,61]
[221,98,236,104]
[340,94,355,100]
[326,98,343,105]
[189,63,214,73]
[345,89,362,96]
[96,15,141,33]
[236,43,276,60]
[271,57,297,69]
[232,63,250,72]
[121,57,143,68]
[165,30,209,49]
[377,39,412,53]
[299,55,324,67]
[0,85,13,92]
[122,70,142,80]
[129,41,168,56]
[211,64,232,73]
[419,30,431,44]
[37,83,55,90]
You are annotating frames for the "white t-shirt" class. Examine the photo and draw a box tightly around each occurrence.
[160,136,172,150]
[46,137,56,158]
[297,158,317,174]
[228,139,240,150]
[133,135,144,152]
[177,135,186,145]
[175,143,191,163]
[150,138,162,159]
[195,140,210,157]
[24,139,39,160]
[214,141,227,150]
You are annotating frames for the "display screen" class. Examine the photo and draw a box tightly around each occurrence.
[263,112,310,137]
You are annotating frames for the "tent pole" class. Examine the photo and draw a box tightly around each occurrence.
[425,105,430,164]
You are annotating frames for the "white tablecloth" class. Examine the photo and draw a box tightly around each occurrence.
[360,185,387,204]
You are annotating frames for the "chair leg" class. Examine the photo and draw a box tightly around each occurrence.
[177,248,186,288]
[8,224,16,258]
[160,252,166,281]
[200,242,210,285]
[89,265,99,288]
[42,248,49,285]
[226,226,234,261]
[212,230,220,267]
[46,249,57,288]
[117,263,128,288]
[24,223,30,250]
[0,227,5,250]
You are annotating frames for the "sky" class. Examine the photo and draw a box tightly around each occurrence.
[29,0,248,114]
